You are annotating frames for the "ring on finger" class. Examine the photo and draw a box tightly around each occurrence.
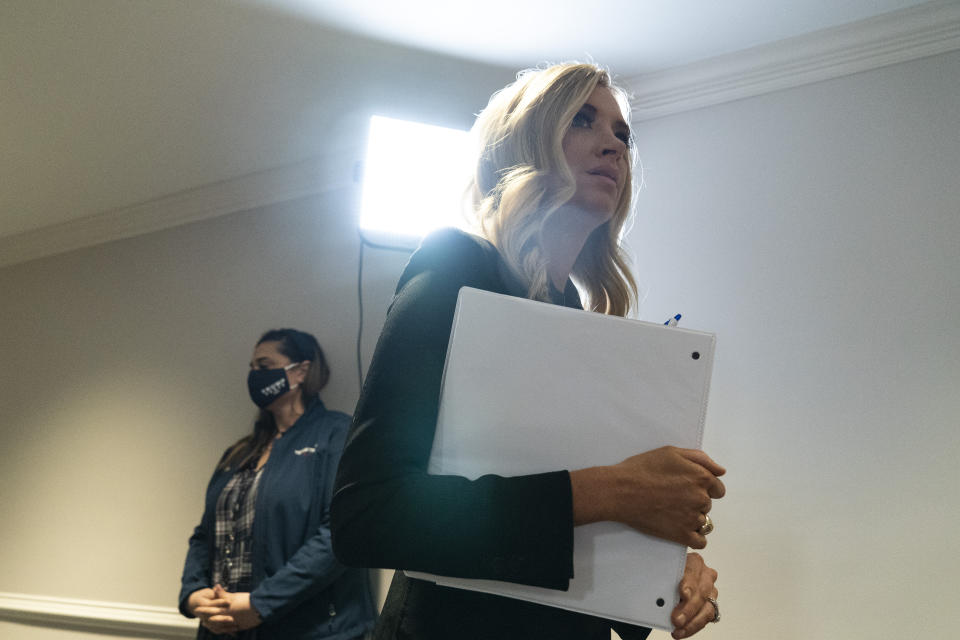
[699,514,714,535]
[706,596,720,623]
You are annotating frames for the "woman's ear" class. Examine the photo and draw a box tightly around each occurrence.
[294,360,311,383]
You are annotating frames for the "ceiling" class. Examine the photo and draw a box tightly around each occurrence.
[246,0,933,74]
[0,0,939,243]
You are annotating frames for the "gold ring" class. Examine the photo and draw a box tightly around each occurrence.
[699,514,714,535]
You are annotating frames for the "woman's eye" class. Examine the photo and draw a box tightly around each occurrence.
[571,111,592,129]
[617,132,633,148]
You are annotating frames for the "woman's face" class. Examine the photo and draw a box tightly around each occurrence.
[250,340,306,405]
[560,86,631,224]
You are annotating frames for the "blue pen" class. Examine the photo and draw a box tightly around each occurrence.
[664,313,681,327]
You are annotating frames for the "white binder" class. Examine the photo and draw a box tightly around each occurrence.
[406,287,716,630]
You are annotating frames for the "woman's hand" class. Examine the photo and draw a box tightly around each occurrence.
[670,552,719,639]
[572,446,725,548]
[212,584,263,631]
[187,587,237,635]
[615,446,725,548]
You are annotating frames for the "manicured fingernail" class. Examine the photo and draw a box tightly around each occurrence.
[676,614,686,627]
[675,630,686,639]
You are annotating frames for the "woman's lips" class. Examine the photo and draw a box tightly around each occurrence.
[588,169,619,186]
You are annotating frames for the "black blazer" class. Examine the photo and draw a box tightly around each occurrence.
[330,229,650,640]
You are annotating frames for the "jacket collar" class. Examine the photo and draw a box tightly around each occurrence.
[275,395,324,442]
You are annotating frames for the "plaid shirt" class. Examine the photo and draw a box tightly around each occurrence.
[212,463,264,592]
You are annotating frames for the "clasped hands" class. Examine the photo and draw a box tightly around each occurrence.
[187,584,262,636]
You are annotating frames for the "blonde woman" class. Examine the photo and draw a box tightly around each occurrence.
[331,64,725,640]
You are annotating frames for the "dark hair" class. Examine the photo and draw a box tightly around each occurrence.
[218,328,330,471]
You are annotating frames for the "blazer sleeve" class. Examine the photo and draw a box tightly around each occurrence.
[178,461,227,617]
[250,416,350,621]
[178,524,211,616]
[330,230,575,590]
[611,620,653,640]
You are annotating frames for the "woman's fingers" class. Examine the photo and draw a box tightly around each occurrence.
[672,596,718,639]
[680,451,726,499]
[672,554,704,625]
[677,448,726,499]
[707,477,726,500]
[202,614,239,635]
[675,448,726,478]
[671,553,719,638]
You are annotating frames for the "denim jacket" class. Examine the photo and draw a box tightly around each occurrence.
[180,397,375,640]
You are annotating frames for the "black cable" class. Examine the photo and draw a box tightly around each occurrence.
[356,231,416,395]
[358,232,419,253]
[356,238,365,394]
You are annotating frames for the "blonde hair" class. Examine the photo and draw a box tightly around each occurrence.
[468,62,638,316]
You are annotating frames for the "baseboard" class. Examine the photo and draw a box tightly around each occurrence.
[0,592,196,639]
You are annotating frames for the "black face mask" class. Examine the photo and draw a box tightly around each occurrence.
[247,362,302,409]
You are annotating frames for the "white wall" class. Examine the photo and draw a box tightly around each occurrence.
[626,50,960,639]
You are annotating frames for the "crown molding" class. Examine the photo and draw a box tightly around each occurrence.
[0,153,357,269]
[0,592,195,638]
[625,0,960,121]
[4,2,958,265]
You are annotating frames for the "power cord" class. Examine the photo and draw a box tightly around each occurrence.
[356,231,415,394]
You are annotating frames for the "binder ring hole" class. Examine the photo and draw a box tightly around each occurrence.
[656,598,665,607]
[691,351,700,360]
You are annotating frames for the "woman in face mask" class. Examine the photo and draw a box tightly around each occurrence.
[178,328,376,640]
